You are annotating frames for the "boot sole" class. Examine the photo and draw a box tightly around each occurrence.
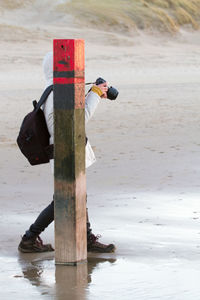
[18,245,54,253]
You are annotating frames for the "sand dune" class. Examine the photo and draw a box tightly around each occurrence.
[1,0,200,35]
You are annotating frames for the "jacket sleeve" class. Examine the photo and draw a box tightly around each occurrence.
[85,91,101,123]
[44,89,101,143]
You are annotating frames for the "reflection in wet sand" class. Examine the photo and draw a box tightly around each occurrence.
[18,253,116,299]
[18,253,55,297]
[55,263,88,300]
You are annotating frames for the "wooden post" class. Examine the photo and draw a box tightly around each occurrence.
[53,39,87,265]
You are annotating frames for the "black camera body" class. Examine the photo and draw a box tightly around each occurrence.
[95,77,119,100]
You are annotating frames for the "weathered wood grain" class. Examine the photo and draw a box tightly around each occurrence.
[53,39,86,265]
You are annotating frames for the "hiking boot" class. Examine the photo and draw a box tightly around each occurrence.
[18,236,54,253]
[87,234,115,253]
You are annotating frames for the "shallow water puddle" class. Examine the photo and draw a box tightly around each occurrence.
[1,254,200,299]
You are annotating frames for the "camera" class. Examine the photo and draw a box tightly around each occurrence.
[95,77,119,100]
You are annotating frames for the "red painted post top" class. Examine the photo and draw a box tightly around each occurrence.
[53,39,85,109]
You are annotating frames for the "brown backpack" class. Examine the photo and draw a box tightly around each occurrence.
[17,85,54,165]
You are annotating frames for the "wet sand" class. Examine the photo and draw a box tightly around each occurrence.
[1,5,200,299]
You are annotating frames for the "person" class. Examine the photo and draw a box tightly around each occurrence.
[18,52,116,253]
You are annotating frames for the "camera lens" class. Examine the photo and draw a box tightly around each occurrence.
[107,87,119,100]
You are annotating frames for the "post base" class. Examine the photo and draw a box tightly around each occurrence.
[55,259,87,266]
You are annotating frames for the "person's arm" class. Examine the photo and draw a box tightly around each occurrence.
[43,83,108,140]
[85,83,108,123]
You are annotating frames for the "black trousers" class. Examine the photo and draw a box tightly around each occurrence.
[25,200,92,239]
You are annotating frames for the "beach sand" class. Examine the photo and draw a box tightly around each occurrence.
[1,4,200,299]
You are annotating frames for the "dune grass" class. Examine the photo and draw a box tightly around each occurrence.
[1,0,199,34]
[57,0,200,34]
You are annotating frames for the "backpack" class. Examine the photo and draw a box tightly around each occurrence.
[17,85,54,166]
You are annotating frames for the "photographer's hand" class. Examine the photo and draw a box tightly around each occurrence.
[97,82,108,98]
[91,83,108,99]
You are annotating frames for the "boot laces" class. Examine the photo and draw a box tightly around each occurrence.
[89,233,101,243]
[35,236,44,247]
[88,234,111,249]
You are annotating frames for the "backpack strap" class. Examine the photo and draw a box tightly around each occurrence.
[35,85,53,112]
